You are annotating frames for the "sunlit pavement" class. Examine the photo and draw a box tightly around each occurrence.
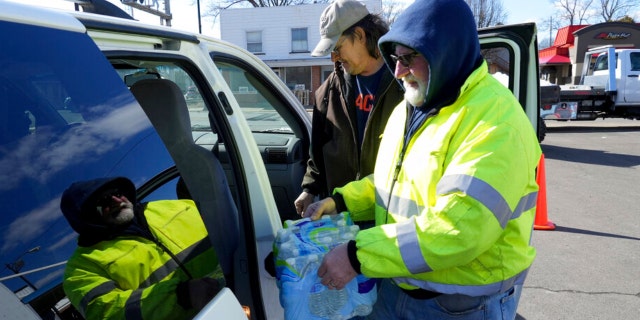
[516,118,640,320]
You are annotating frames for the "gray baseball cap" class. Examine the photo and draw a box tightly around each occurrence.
[311,0,370,57]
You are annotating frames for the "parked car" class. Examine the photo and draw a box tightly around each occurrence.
[0,1,540,319]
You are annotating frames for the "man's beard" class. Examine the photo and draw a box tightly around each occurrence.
[106,202,135,226]
[403,75,428,107]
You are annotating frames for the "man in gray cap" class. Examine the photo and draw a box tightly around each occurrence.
[295,0,403,219]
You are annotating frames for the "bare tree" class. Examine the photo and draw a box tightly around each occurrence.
[553,0,594,25]
[538,14,565,48]
[381,0,406,25]
[465,0,508,28]
[598,0,639,21]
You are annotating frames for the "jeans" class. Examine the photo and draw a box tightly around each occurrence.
[366,279,522,320]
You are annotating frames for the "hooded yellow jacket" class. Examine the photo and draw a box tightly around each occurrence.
[336,62,542,296]
[63,200,221,319]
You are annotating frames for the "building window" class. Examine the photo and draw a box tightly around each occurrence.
[291,28,308,53]
[321,66,333,83]
[283,66,311,91]
[246,31,262,53]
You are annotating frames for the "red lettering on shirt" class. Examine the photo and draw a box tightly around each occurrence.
[356,93,374,112]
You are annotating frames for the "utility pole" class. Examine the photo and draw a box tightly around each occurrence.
[121,0,172,26]
[4,246,40,292]
[197,0,202,34]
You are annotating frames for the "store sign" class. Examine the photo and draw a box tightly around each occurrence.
[594,32,631,40]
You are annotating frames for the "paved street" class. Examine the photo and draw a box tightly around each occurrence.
[516,118,640,319]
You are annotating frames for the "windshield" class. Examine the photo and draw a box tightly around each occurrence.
[215,61,294,134]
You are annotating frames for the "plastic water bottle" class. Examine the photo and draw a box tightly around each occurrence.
[278,239,300,260]
[350,275,377,317]
[279,255,319,317]
[286,254,317,277]
[307,254,349,319]
[274,229,293,258]
[308,285,348,319]
[275,212,377,320]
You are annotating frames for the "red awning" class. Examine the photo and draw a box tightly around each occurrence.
[539,55,571,65]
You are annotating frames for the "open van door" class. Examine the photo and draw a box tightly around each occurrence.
[478,23,543,141]
[193,288,248,319]
[0,284,40,319]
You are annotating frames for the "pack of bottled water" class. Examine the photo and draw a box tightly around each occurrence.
[274,213,377,320]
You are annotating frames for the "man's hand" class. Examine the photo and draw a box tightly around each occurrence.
[294,191,315,216]
[317,242,357,290]
[302,197,337,220]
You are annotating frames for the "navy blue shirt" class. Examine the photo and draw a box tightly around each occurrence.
[354,66,386,147]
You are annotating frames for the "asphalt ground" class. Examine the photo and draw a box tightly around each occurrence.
[515,118,640,320]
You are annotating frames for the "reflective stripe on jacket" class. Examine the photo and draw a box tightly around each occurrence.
[63,200,221,320]
[335,62,542,296]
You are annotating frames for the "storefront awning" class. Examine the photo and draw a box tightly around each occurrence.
[539,55,571,65]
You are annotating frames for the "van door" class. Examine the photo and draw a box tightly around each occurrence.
[478,23,540,139]
[0,284,39,320]
[623,51,640,103]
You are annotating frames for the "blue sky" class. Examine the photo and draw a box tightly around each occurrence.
[502,0,556,25]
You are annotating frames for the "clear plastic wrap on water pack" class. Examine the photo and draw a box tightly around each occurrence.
[273,213,377,320]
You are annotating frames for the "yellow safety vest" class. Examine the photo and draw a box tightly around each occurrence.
[335,62,542,296]
[64,200,221,319]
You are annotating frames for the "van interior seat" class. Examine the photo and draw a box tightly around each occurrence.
[129,79,239,281]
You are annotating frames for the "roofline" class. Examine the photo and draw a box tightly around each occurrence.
[574,21,640,36]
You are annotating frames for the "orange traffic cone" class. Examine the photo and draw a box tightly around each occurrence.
[534,153,555,230]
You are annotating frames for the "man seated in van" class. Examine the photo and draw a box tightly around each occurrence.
[60,176,223,319]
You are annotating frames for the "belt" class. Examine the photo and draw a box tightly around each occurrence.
[400,287,442,300]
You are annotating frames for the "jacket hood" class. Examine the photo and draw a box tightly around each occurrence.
[60,177,137,238]
[378,0,482,109]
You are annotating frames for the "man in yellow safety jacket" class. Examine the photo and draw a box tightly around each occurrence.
[61,177,223,319]
[303,0,542,319]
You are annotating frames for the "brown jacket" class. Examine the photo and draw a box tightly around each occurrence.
[301,62,404,198]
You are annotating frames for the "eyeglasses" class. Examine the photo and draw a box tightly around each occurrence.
[390,52,420,68]
[97,189,122,208]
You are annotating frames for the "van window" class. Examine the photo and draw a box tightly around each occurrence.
[630,52,640,71]
[211,54,309,218]
[482,46,511,88]
[0,20,173,313]
[113,62,217,148]
[594,54,609,71]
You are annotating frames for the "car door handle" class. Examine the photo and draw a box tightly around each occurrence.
[628,75,639,77]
